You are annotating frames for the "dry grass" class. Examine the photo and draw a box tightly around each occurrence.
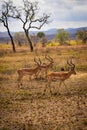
[0,44,87,130]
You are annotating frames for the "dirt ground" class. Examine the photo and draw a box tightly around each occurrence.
[0,45,87,130]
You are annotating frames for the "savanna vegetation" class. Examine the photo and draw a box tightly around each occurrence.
[0,43,87,130]
[0,0,87,130]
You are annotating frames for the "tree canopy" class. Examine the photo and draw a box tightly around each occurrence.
[76,29,87,44]
[0,0,50,52]
[37,32,45,39]
[10,0,50,51]
[56,29,70,45]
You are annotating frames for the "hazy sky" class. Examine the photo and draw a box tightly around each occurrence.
[0,0,87,32]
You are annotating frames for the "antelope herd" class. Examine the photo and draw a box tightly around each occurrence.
[17,55,76,94]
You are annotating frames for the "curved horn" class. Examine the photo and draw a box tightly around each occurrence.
[67,58,72,66]
[34,57,41,66]
[45,55,53,62]
[70,58,75,68]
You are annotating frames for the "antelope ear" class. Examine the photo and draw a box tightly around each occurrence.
[38,58,42,65]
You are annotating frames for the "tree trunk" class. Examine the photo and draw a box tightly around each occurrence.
[25,30,33,52]
[7,27,16,52]
[83,38,87,44]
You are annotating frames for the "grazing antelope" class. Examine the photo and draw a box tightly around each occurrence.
[44,58,76,94]
[17,58,41,87]
[35,55,54,78]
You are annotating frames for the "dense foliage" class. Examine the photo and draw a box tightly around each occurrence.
[56,29,70,45]
[76,30,87,44]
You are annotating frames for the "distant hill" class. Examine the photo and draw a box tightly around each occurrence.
[0,32,13,42]
[0,27,87,42]
[43,27,87,40]
[65,27,87,39]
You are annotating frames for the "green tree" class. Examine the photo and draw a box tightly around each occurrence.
[37,32,47,46]
[76,29,87,44]
[37,32,45,39]
[56,29,70,45]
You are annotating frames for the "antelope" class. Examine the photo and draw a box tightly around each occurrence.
[43,58,76,94]
[35,55,54,78]
[17,58,41,87]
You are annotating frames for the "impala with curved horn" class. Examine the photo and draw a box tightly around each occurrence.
[44,57,76,94]
[34,55,54,78]
[17,58,41,87]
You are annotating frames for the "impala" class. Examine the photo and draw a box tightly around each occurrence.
[43,58,76,94]
[35,55,54,78]
[17,58,41,87]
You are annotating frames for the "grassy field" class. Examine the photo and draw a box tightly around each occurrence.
[0,44,87,130]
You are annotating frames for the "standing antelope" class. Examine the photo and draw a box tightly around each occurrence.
[43,58,76,94]
[17,58,41,87]
[34,55,54,78]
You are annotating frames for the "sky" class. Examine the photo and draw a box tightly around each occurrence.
[0,0,87,32]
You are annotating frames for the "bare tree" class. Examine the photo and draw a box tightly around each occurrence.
[0,0,16,52]
[10,0,50,51]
